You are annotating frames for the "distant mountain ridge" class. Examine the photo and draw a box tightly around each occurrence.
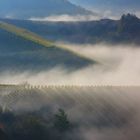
[2,14,140,44]
[0,0,93,19]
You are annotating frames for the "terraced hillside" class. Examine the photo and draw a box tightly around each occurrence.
[0,21,95,71]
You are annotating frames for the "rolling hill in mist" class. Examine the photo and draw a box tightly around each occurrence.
[2,14,140,44]
[0,85,140,140]
[0,21,94,72]
[0,0,93,19]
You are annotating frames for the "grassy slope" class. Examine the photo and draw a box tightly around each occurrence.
[0,21,54,47]
[0,21,96,62]
[0,21,95,71]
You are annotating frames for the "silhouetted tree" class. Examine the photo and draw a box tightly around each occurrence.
[54,109,70,132]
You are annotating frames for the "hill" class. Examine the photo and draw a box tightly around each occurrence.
[3,14,140,44]
[0,0,93,19]
[0,21,94,72]
[0,85,138,140]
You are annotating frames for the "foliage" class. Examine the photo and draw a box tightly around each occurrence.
[54,109,70,132]
[0,107,72,140]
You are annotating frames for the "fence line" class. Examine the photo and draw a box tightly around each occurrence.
[1,84,140,90]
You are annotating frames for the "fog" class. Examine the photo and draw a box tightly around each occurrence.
[0,86,140,140]
[1,43,140,139]
[0,43,140,86]
[29,11,140,22]
[29,14,119,22]
[29,14,101,22]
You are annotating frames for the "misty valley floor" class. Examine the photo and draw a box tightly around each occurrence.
[0,86,140,140]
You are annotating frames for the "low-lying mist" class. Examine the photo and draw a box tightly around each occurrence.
[1,43,140,86]
[0,86,140,140]
[29,14,102,22]
[1,43,140,139]
[29,13,119,22]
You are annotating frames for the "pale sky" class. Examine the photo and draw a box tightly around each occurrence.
[69,0,140,17]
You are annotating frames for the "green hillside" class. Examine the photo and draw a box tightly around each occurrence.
[0,21,53,47]
[0,21,95,71]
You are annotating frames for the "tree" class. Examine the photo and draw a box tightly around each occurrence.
[54,109,70,132]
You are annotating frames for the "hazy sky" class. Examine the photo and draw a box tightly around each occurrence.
[69,0,140,16]
[70,0,140,10]
[0,0,140,19]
